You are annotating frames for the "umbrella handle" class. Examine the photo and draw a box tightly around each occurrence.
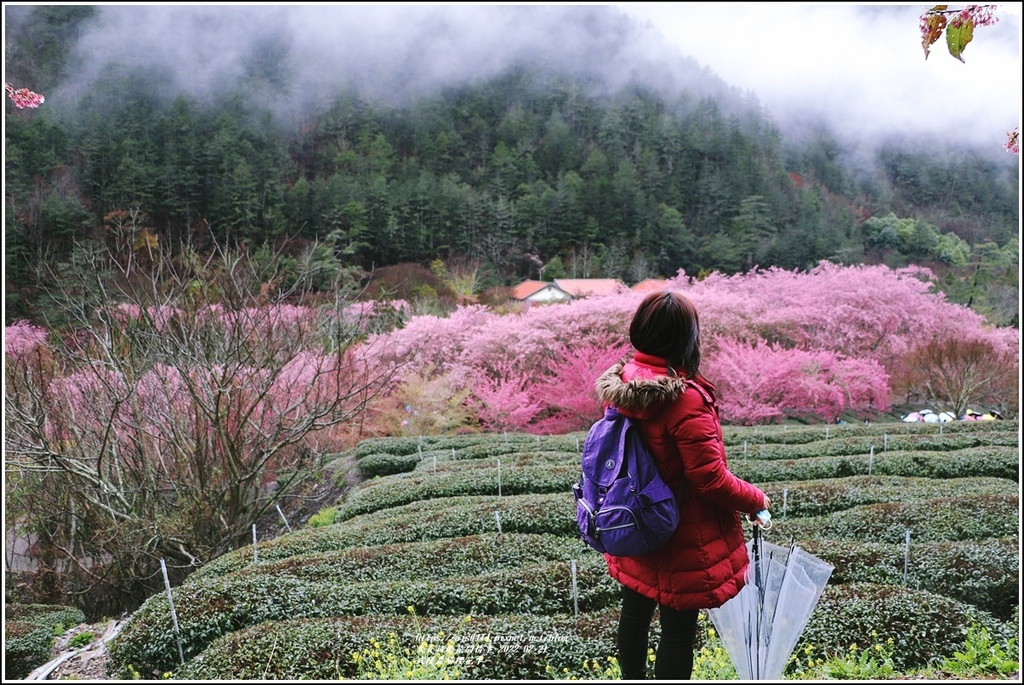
[748,509,773,531]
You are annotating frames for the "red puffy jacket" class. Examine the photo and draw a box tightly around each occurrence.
[594,352,766,611]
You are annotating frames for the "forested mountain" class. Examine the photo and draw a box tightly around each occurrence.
[4,5,1019,326]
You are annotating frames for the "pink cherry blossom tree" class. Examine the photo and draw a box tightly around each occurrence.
[4,240,399,609]
[708,337,891,425]
[368,262,1016,428]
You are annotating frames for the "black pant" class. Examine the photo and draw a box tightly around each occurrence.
[617,586,699,680]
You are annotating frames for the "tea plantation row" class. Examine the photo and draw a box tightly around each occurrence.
[107,420,1019,679]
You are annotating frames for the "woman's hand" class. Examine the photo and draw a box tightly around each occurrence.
[747,493,772,528]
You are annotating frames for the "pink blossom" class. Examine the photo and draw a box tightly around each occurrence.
[529,341,631,433]
[950,4,998,29]
[5,321,49,358]
[708,337,891,425]
[467,359,544,432]
[1004,128,1019,155]
[5,83,45,109]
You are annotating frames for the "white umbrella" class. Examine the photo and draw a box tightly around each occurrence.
[707,527,834,680]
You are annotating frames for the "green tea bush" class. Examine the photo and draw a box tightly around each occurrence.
[109,557,616,677]
[357,443,581,478]
[177,611,620,680]
[356,452,422,477]
[778,493,1018,543]
[4,603,86,631]
[354,433,576,461]
[4,620,54,680]
[721,420,1018,446]
[113,421,1017,680]
[758,475,1017,518]
[730,446,1018,483]
[411,450,577,474]
[228,533,577,584]
[192,493,580,580]
[800,538,1018,619]
[336,464,578,521]
[798,582,1007,671]
[726,432,1018,461]
[4,602,88,678]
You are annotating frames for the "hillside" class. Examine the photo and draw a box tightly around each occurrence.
[3,6,1019,327]
[94,420,1019,680]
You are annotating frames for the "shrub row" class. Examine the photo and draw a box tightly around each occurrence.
[357,443,582,478]
[343,470,1013,524]
[359,431,1019,479]
[724,431,1018,461]
[801,537,1018,620]
[219,528,1017,625]
[356,452,425,477]
[336,464,579,521]
[187,526,1016,625]
[798,582,1010,672]
[209,480,1015,582]
[4,621,55,680]
[3,603,87,680]
[776,493,1018,544]
[410,450,577,474]
[720,420,1018,446]
[758,475,1017,518]
[109,556,617,677]
[229,533,579,584]
[156,582,1010,680]
[346,464,1015,524]
[354,433,582,460]
[354,421,1018,459]
[730,446,1019,483]
[176,610,622,681]
[194,493,582,581]
[4,602,87,629]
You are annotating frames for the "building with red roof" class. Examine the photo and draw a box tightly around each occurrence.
[509,278,628,302]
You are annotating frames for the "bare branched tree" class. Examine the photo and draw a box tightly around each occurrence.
[5,237,399,614]
[893,336,1018,419]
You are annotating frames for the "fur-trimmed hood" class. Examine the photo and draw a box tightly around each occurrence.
[595,360,686,418]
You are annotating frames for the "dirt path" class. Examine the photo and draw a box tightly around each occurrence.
[25,619,122,681]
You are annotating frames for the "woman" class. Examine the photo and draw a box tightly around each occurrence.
[594,290,770,680]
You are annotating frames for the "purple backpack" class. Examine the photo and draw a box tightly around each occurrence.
[572,406,680,556]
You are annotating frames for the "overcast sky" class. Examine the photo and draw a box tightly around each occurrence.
[6,2,1021,153]
[616,2,1021,151]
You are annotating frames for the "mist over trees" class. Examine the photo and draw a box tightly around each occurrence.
[4,5,1019,329]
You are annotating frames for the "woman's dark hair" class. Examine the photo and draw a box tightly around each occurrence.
[629,291,701,377]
